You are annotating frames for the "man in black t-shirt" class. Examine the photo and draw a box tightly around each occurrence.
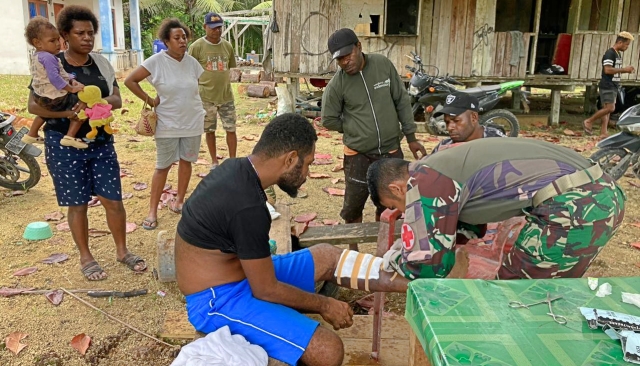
[175,113,408,366]
[583,32,635,138]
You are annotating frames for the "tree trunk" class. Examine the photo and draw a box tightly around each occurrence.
[247,85,270,98]
[238,84,250,95]
[259,81,277,96]
[229,68,242,83]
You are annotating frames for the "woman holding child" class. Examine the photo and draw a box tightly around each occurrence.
[124,18,205,230]
[27,5,146,280]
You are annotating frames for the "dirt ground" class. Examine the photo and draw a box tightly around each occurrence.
[1,76,640,365]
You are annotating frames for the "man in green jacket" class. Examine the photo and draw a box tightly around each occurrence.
[322,28,426,249]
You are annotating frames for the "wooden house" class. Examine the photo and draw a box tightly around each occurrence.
[270,0,640,123]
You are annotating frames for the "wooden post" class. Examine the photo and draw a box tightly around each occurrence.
[234,24,239,57]
[409,329,431,366]
[583,85,597,115]
[529,0,542,75]
[286,77,300,100]
[548,89,562,126]
[511,90,522,111]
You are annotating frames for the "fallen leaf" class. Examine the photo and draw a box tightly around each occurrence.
[331,178,344,185]
[70,333,91,355]
[44,211,64,221]
[317,131,332,138]
[0,287,35,297]
[41,172,48,177]
[631,242,640,250]
[563,129,575,136]
[127,138,142,142]
[313,159,333,165]
[331,164,344,172]
[197,173,207,178]
[13,267,38,276]
[308,221,324,227]
[294,213,318,223]
[166,189,178,195]
[636,263,640,269]
[629,181,640,188]
[160,192,173,205]
[133,182,148,191]
[573,147,585,152]
[120,108,129,115]
[630,223,640,228]
[242,135,255,141]
[295,222,309,236]
[163,184,172,192]
[126,223,137,233]
[216,155,225,160]
[5,332,28,355]
[56,222,70,232]
[6,191,25,197]
[323,219,340,225]
[41,253,69,264]
[122,193,134,200]
[544,137,560,143]
[309,173,330,179]
[44,290,64,306]
[314,153,332,159]
[88,229,111,238]
[194,158,210,165]
[87,197,101,208]
[323,187,346,196]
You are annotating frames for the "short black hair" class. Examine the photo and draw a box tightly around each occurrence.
[56,5,99,35]
[25,16,56,47]
[157,18,191,43]
[367,158,410,207]
[252,113,318,160]
[616,36,631,44]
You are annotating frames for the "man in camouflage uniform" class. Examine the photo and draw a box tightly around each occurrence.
[367,137,625,280]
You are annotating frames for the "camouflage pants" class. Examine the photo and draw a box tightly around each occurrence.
[203,100,237,132]
[498,175,625,279]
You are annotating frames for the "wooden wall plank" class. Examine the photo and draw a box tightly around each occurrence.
[510,33,520,78]
[518,33,532,78]
[579,33,593,79]
[289,0,302,73]
[429,0,441,66]
[624,33,639,80]
[274,0,288,72]
[503,32,513,77]
[595,35,609,80]
[615,0,624,33]
[587,34,602,79]
[481,0,497,76]
[462,0,477,76]
[529,0,542,75]
[454,0,468,76]
[447,0,460,74]
[628,0,640,32]
[621,0,631,30]
[493,32,506,77]
[419,0,435,60]
[299,0,311,74]
[569,33,584,79]
[436,0,453,74]
[471,0,487,76]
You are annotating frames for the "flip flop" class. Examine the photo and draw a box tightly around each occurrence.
[117,253,147,273]
[169,199,182,214]
[582,120,593,136]
[142,218,157,230]
[81,261,108,281]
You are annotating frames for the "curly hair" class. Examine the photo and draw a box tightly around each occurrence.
[252,113,318,160]
[157,18,191,44]
[56,5,99,35]
[24,16,57,47]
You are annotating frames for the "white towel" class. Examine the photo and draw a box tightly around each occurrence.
[171,326,268,366]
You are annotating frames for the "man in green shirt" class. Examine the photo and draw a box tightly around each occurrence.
[189,12,238,170]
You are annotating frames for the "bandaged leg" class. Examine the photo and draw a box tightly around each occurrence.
[333,250,384,291]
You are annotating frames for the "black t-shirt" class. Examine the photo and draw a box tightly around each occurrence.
[41,53,119,142]
[177,158,272,260]
[600,48,622,89]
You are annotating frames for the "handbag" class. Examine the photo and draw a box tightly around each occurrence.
[135,99,157,136]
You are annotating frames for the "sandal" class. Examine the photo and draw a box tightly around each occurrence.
[169,199,182,214]
[117,253,147,273]
[142,218,157,230]
[582,120,593,136]
[81,261,108,281]
[21,135,44,144]
[60,136,89,149]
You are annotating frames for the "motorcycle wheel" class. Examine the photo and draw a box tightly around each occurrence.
[0,148,41,191]
[479,109,520,137]
[589,148,629,181]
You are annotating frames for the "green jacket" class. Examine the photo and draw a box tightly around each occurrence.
[321,53,417,155]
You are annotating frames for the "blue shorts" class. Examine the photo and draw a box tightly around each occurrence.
[185,249,319,366]
[45,130,122,206]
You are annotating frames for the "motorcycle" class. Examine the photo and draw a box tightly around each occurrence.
[405,51,523,137]
[589,103,640,181]
[0,112,42,190]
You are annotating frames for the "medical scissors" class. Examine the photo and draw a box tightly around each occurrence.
[508,292,568,325]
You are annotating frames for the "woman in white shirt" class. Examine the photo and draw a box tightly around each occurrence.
[124,18,205,230]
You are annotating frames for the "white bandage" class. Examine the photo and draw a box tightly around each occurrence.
[334,250,384,291]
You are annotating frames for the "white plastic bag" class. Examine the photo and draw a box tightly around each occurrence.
[276,86,294,115]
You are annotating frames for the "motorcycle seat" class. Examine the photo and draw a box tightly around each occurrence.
[462,85,501,97]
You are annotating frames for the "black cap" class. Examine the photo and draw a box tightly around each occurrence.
[433,91,480,118]
[328,28,359,60]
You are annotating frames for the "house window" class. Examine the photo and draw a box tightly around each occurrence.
[578,0,619,31]
[621,0,640,33]
[385,0,419,35]
[28,0,48,18]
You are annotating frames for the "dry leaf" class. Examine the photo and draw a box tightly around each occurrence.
[163,184,172,192]
[630,223,640,228]
[194,158,209,165]
[120,108,129,115]
[122,193,134,200]
[127,138,141,142]
[56,222,70,232]
[13,267,38,277]
[308,173,330,179]
[313,159,333,165]
[323,187,346,196]
[323,219,339,226]
[629,181,640,188]
[294,213,317,223]
[242,135,255,141]
[197,173,207,178]
[631,242,640,250]
[5,332,28,355]
[126,223,137,233]
[166,189,178,195]
[331,163,344,172]
[45,290,64,306]
[88,229,111,238]
[5,191,25,197]
[331,178,344,185]
[0,287,35,297]
[563,129,575,136]
[133,182,148,191]
[308,221,324,227]
[44,211,64,222]
[70,333,91,355]
[41,253,69,264]
[314,153,332,159]
[87,197,101,208]
[160,192,173,205]
[317,131,331,138]
[295,222,309,236]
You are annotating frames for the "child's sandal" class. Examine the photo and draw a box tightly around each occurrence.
[21,135,44,144]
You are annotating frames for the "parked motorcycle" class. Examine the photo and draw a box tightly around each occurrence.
[405,51,522,137]
[0,112,42,190]
[589,103,640,180]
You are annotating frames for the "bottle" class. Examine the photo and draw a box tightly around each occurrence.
[269,239,277,255]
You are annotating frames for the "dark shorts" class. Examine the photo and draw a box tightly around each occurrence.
[34,92,77,112]
[45,130,122,206]
[341,150,404,221]
[599,87,617,105]
[185,249,319,365]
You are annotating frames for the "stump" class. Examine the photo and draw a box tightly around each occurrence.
[259,81,277,96]
[229,68,242,83]
[246,84,270,98]
[241,72,260,83]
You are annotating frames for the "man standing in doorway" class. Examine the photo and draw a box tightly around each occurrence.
[189,12,238,170]
[321,28,426,250]
[583,32,635,138]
